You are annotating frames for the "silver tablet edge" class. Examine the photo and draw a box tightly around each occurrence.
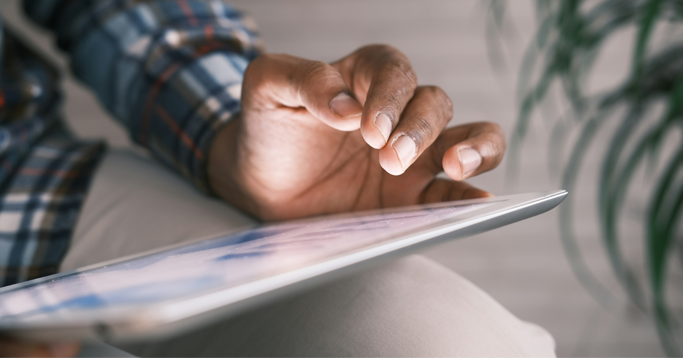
[1,190,567,342]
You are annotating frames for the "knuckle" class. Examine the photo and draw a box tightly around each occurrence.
[376,92,404,113]
[390,59,417,86]
[300,60,330,74]
[418,85,453,119]
[423,86,451,106]
[362,44,416,86]
[359,43,398,55]
[410,116,435,145]
[375,44,397,52]
[295,60,339,88]
[483,120,500,129]
[371,69,416,108]
[420,85,440,94]
[297,60,332,79]
[480,121,504,135]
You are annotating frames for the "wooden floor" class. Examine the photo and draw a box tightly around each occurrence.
[1,0,669,356]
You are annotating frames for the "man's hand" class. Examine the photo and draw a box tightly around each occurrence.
[209,45,505,220]
[0,338,79,357]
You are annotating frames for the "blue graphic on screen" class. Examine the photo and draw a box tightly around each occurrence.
[0,202,494,323]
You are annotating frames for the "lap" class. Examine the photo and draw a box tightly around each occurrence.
[65,149,556,357]
[121,255,555,357]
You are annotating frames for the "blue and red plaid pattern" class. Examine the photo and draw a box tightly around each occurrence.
[0,0,260,286]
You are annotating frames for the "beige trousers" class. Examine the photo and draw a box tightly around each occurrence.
[63,149,556,357]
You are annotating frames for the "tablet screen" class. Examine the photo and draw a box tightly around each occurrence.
[0,201,495,323]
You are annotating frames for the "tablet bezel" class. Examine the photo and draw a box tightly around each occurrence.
[0,190,567,342]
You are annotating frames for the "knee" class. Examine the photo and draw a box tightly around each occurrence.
[119,255,556,357]
[313,255,556,357]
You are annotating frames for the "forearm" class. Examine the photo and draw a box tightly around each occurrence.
[23,0,261,192]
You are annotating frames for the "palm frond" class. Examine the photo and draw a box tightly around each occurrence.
[648,144,683,355]
[487,0,683,355]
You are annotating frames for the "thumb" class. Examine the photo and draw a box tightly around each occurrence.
[243,54,363,131]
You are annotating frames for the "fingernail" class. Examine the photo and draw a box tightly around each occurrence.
[330,93,362,118]
[48,342,79,357]
[458,147,482,177]
[393,135,417,171]
[374,113,392,141]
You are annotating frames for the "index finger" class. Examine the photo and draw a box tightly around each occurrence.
[336,45,418,149]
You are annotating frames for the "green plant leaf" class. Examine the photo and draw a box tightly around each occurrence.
[485,0,512,78]
[598,105,647,310]
[647,144,683,356]
[632,0,665,82]
[560,106,623,310]
[488,1,683,354]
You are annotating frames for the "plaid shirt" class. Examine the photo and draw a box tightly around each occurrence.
[0,0,261,287]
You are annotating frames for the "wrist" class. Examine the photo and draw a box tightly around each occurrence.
[207,116,260,218]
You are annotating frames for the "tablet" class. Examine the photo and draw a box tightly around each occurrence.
[0,190,566,343]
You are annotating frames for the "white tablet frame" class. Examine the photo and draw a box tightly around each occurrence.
[0,190,567,343]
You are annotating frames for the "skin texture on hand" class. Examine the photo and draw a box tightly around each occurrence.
[209,45,505,221]
[0,45,504,356]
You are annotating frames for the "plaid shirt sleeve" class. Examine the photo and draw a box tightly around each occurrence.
[24,0,263,192]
